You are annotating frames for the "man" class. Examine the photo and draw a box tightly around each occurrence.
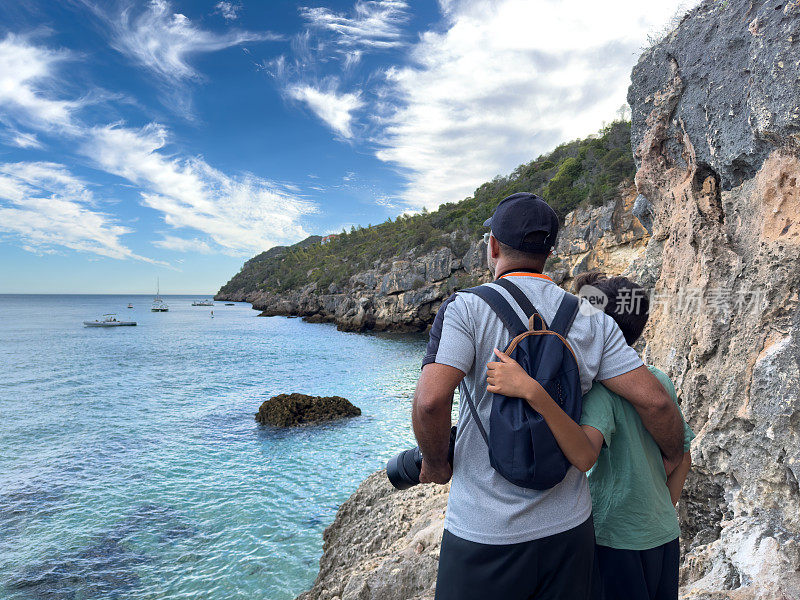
[412,192,685,600]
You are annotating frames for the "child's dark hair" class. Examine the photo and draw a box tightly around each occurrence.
[573,271,650,345]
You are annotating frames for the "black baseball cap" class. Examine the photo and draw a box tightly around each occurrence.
[483,192,559,253]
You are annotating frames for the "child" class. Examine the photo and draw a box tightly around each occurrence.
[486,272,694,600]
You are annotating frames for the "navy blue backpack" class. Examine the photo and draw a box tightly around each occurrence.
[460,278,582,490]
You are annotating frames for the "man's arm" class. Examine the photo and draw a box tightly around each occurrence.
[600,366,684,473]
[412,362,464,484]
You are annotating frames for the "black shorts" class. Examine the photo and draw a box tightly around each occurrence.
[592,538,680,600]
[435,516,595,600]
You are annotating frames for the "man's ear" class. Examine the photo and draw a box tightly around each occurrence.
[489,236,501,259]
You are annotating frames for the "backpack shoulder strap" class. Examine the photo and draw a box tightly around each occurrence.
[461,284,527,336]
[549,292,580,337]
[493,278,545,327]
[460,383,489,447]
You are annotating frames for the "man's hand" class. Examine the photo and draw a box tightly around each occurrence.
[662,454,683,477]
[419,461,453,484]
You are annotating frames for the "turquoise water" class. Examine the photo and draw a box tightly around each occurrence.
[0,295,428,600]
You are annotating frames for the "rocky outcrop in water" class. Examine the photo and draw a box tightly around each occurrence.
[255,394,361,427]
[293,0,800,598]
[628,1,799,597]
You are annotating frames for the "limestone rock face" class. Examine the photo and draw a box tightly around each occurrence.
[629,0,799,191]
[254,394,361,427]
[627,0,800,597]
[549,186,650,288]
[296,472,448,600]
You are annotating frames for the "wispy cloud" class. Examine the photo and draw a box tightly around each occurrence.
[0,31,316,259]
[262,1,408,143]
[374,0,696,209]
[213,1,241,22]
[86,0,279,83]
[0,34,84,132]
[288,84,363,138]
[0,161,157,262]
[300,0,409,50]
[85,123,317,255]
[152,235,213,253]
[3,129,44,149]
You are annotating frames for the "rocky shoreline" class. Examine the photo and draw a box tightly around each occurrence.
[217,187,650,333]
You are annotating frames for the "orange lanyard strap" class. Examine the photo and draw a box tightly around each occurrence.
[498,272,553,283]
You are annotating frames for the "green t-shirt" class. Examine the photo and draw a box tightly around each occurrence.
[580,366,694,551]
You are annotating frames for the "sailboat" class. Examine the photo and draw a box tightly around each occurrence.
[151,278,169,312]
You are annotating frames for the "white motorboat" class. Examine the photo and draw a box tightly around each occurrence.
[84,314,136,327]
[151,278,169,312]
[127,303,134,309]
[191,299,214,306]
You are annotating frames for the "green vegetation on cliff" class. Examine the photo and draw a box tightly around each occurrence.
[218,121,635,297]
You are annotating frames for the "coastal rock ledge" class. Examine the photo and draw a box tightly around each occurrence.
[255,394,361,427]
[296,471,447,600]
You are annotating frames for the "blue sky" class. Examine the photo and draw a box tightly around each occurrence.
[0,0,692,294]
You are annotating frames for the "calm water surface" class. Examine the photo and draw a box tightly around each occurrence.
[0,295,429,600]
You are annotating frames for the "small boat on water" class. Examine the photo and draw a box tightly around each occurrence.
[127,303,133,309]
[84,314,136,327]
[224,303,235,306]
[152,278,169,312]
[191,299,214,306]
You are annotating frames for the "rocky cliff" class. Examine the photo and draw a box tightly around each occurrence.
[293,0,800,599]
[228,186,648,333]
[629,0,799,597]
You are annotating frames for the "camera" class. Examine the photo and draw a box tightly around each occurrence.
[386,426,456,490]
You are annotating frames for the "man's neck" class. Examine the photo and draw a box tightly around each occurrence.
[493,262,543,280]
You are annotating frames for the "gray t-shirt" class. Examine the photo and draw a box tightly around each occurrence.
[422,272,643,545]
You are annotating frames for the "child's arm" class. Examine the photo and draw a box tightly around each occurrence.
[666,452,691,505]
[487,349,603,472]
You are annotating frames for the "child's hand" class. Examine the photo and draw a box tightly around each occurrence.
[486,349,536,400]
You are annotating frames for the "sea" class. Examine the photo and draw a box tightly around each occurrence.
[0,295,430,600]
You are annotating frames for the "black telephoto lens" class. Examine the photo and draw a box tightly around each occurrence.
[386,447,422,490]
[386,426,457,490]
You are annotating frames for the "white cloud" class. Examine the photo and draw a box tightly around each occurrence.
[214,2,241,22]
[300,0,409,49]
[89,0,277,82]
[0,34,83,131]
[288,84,364,138]
[85,123,317,255]
[153,235,213,253]
[0,161,156,262]
[375,0,697,209]
[9,131,44,149]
